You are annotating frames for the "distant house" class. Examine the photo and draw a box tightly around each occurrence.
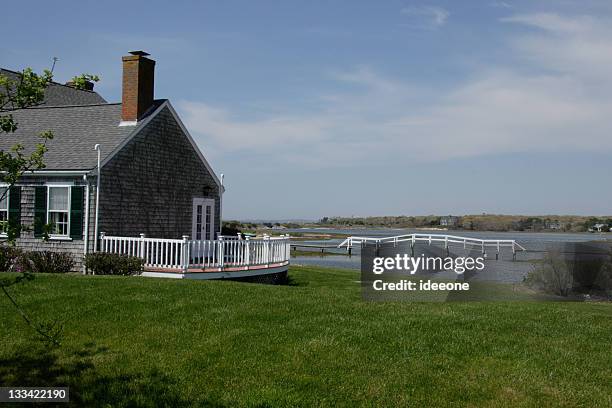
[0,51,223,270]
[544,220,563,230]
[440,216,459,228]
[590,223,608,233]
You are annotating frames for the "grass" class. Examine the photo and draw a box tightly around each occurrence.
[0,266,611,407]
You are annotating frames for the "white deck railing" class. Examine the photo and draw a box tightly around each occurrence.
[338,233,526,254]
[99,233,291,271]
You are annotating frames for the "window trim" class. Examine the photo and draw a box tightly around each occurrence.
[46,185,72,239]
[0,185,8,238]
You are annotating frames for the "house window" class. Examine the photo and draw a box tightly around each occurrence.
[48,186,70,236]
[205,205,211,240]
[0,187,8,232]
[196,205,203,240]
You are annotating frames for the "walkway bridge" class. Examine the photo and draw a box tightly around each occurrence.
[338,233,526,259]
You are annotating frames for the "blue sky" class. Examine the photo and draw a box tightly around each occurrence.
[2,0,612,219]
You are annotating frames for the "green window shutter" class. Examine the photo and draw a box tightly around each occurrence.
[34,187,47,237]
[70,186,84,240]
[8,186,21,237]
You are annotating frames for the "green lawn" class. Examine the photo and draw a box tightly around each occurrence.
[0,266,611,407]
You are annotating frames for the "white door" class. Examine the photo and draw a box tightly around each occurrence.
[192,198,215,240]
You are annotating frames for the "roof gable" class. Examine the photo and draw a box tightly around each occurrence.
[100,100,223,189]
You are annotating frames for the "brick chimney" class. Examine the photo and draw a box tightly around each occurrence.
[121,51,155,123]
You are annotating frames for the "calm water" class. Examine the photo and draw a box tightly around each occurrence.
[288,227,611,283]
[286,227,608,242]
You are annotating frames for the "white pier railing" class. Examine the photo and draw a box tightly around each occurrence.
[338,233,526,254]
[99,233,291,272]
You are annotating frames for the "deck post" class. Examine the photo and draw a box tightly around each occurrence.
[139,233,146,260]
[218,236,224,269]
[99,232,106,252]
[181,235,190,273]
[245,236,250,266]
[264,234,270,267]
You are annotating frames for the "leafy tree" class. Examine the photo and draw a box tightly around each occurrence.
[0,68,58,344]
[0,68,56,239]
[0,68,54,188]
[69,73,99,90]
[221,220,242,236]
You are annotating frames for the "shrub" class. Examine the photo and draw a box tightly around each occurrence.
[593,255,612,298]
[16,251,75,273]
[525,246,612,298]
[0,245,22,272]
[221,221,242,236]
[525,250,573,296]
[84,253,143,276]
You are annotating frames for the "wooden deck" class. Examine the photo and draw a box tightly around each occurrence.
[141,261,289,280]
[100,234,291,279]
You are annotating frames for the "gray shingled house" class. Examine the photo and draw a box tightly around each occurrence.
[0,51,223,271]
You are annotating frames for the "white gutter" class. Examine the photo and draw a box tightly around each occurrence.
[5,170,91,176]
[93,144,101,252]
[83,175,90,274]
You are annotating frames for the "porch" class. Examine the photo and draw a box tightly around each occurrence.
[98,233,291,279]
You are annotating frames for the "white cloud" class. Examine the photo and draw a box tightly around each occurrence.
[178,12,612,168]
[400,5,449,28]
[501,13,595,34]
[178,102,329,151]
[501,13,612,83]
[388,71,612,160]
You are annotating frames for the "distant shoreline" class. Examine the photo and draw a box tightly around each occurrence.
[232,214,612,235]
[286,226,611,235]
[300,225,610,232]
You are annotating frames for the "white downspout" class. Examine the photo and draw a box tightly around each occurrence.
[93,144,101,252]
[219,173,224,237]
[83,175,90,274]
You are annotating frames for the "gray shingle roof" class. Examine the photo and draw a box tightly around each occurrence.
[1,68,107,106]
[1,68,165,171]
[44,82,107,106]
[0,103,152,170]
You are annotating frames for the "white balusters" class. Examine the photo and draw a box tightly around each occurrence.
[98,233,291,271]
